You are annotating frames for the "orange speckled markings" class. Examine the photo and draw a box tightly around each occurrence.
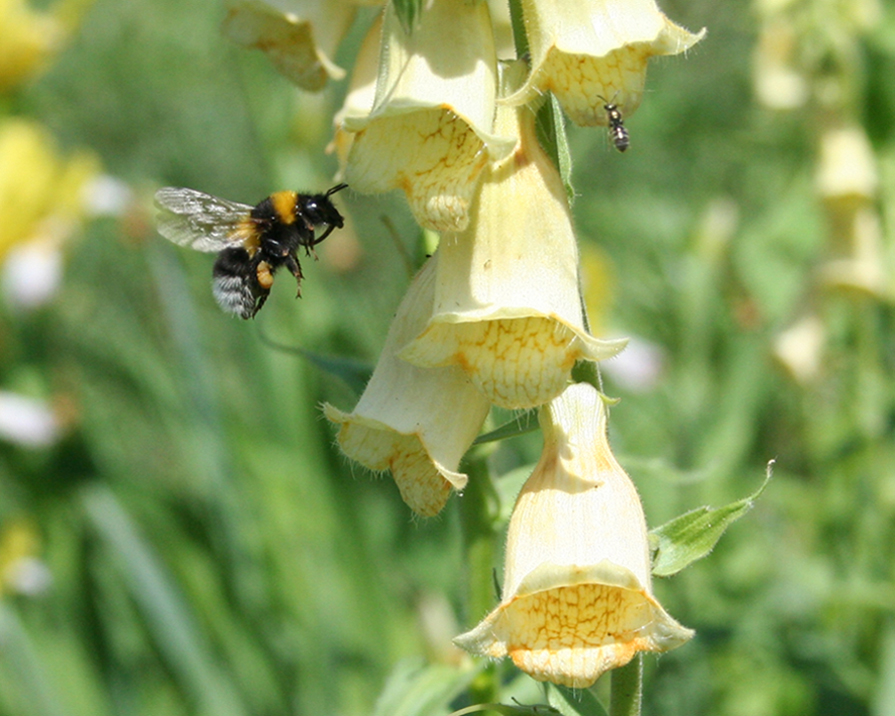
[541,47,648,126]
[347,108,490,232]
[334,421,453,517]
[389,439,453,517]
[447,317,580,410]
[501,584,654,687]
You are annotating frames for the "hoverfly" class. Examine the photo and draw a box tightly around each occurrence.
[154,184,348,318]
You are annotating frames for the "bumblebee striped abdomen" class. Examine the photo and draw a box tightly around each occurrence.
[212,247,265,319]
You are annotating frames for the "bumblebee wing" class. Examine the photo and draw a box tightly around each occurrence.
[154,187,255,253]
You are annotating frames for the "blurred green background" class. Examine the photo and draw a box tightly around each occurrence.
[1,1,894,715]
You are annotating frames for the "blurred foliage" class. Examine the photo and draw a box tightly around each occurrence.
[1,1,894,716]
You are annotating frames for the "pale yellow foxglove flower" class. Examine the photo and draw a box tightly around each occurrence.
[504,0,705,127]
[455,383,693,687]
[222,0,370,89]
[815,126,887,298]
[398,80,627,410]
[341,0,515,232]
[324,255,491,517]
[329,14,381,171]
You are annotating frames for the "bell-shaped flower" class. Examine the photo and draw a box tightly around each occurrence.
[222,0,368,90]
[398,87,627,410]
[341,0,515,232]
[455,383,693,687]
[503,0,705,127]
[329,13,381,170]
[323,255,491,517]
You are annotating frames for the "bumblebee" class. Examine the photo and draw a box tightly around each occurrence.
[154,183,348,318]
[598,96,629,153]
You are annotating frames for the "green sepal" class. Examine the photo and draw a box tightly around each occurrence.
[391,0,424,33]
[535,94,575,205]
[474,409,539,445]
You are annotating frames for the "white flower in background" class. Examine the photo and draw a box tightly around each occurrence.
[0,391,60,447]
[455,383,692,687]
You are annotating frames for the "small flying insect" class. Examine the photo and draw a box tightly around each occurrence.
[598,95,630,153]
[154,183,348,319]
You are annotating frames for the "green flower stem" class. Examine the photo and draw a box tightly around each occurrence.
[459,449,500,704]
[609,655,642,716]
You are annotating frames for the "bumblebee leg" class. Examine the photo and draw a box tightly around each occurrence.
[284,254,304,297]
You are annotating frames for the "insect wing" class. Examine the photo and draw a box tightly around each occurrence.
[154,187,255,253]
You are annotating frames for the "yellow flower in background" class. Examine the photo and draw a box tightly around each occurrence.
[503,0,705,126]
[398,65,626,410]
[0,517,51,597]
[341,0,516,232]
[455,383,692,687]
[0,119,98,262]
[0,0,62,91]
[324,255,491,517]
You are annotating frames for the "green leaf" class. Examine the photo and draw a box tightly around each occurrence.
[82,486,249,716]
[255,325,372,395]
[508,0,529,57]
[371,658,481,716]
[474,409,539,445]
[546,683,609,716]
[450,701,562,716]
[392,0,425,33]
[535,94,575,205]
[0,605,67,716]
[649,461,775,577]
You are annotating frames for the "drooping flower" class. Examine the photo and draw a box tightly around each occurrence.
[455,383,692,687]
[340,0,515,232]
[398,68,627,410]
[329,13,381,170]
[503,0,705,128]
[323,254,491,517]
[222,0,367,90]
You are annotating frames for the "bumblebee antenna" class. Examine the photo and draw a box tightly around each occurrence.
[326,183,349,197]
